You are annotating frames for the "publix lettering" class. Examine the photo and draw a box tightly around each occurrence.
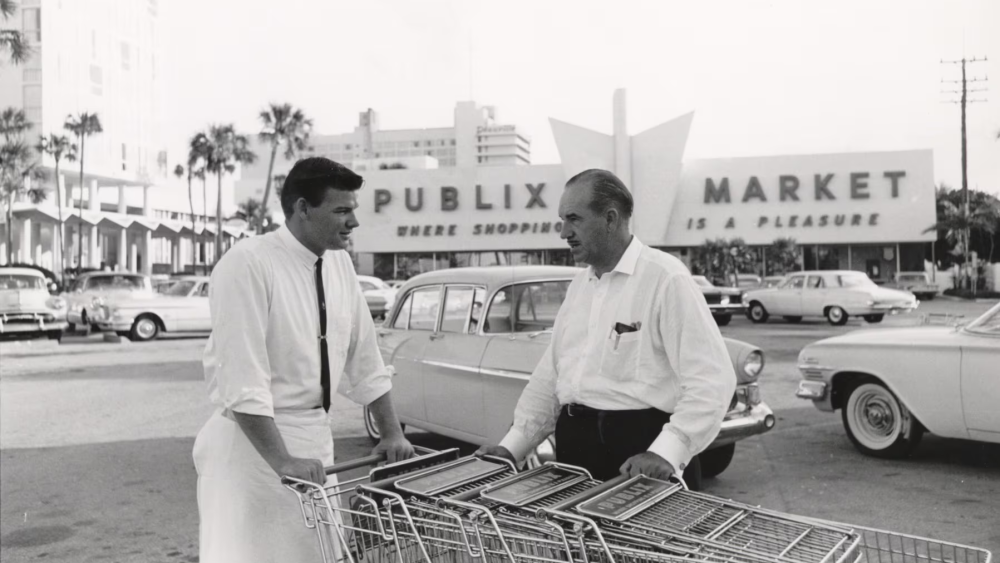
[373,184,547,213]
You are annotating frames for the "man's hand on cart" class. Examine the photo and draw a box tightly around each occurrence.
[277,455,327,485]
[620,451,675,481]
[371,433,415,463]
[474,445,516,463]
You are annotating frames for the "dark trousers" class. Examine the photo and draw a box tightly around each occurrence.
[554,405,703,490]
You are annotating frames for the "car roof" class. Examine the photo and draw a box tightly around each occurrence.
[0,267,45,277]
[400,265,582,292]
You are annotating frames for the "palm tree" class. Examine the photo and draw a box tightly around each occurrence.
[202,124,257,260]
[232,198,263,232]
[766,237,800,276]
[924,199,998,290]
[1,141,47,264]
[173,163,198,273]
[35,134,77,278]
[1,0,30,65]
[64,112,102,269]
[257,103,312,234]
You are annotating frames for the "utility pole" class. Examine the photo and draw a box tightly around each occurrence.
[941,56,988,290]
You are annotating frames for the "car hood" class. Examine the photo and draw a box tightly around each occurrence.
[110,295,200,309]
[806,326,956,349]
[0,289,52,312]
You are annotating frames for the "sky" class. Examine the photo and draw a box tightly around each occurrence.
[161,0,999,196]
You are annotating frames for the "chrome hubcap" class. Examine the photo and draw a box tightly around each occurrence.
[830,308,843,321]
[849,385,902,449]
[752,306,763,319]
[136,319,156,339]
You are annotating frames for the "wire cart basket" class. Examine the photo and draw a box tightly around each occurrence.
[284,451,993,563]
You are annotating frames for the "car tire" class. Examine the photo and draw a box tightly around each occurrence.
[46,330,62,342]
[842,380,923,459]
[782,316,803,323]
[713,314,732,326]
[863,314,884,323]
[748,302,769,324]
[699,443,735,478]
[826,306,848,326]
[67,322,76,333]
[129,315,160,342]
[363,405,405,442]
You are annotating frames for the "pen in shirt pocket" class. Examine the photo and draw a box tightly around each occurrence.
[611,321,642,350]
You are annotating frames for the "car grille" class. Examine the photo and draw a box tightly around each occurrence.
[1,312,56,324]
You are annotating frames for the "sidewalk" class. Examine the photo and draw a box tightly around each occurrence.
[0,334,205,359]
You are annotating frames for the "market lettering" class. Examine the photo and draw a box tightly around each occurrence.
[397,224,458,237]
[703,172,905,204]
[394,222,564,237]
[373,184,548,213]
[688,213,882,230]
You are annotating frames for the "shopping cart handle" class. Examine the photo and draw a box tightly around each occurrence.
[322,445,437,476]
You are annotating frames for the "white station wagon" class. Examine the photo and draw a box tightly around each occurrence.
[743,270,918,326]
[369,266,775,481]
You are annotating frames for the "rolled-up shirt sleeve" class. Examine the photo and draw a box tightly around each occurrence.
[648,274,737,472]
[337,269,392,406]
[206,246,275,418]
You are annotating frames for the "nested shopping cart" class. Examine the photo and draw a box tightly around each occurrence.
[284,450,992,563]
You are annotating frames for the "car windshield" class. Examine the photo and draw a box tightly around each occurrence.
[897,274,926,283]
[162,280,197,296]
[838,274,876,288]
[0,274,46,290]
[88,275,147,290]
[692,276,713,288]
[964,304,1000,336]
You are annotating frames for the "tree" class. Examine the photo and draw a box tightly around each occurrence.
[924,190,1000,289]
[257,103,311,234]
[378,162,407,170]
[202,124,257,261]
[1,141,47,264]
[272,173,287,201]
[765,237,800,276]
[35,134,78,278]
[173,162,198,273]
[1,0,30,65]
[63,112,102,268]
[231,198,263,232]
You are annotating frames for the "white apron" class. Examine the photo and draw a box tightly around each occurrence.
[193,409,339,563]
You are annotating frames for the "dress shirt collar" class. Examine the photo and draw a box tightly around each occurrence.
[277,225,323,269]
[587,235,643,280]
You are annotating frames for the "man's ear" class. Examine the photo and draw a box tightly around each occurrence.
[605,207,620,232]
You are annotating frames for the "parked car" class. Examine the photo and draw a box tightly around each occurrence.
[734,274,762,289]
[367,266,775,480]
[883,272,939,301]
[92,276,210,341]
[797,302,1000,458]
[0,267,68,340]
[691,275,745,326]
[62,272,155,331]
[358,275,398,319]
[759,275,787,289]
[742,270,918,326]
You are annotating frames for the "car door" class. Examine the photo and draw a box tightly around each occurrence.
[959,314,1000,442]
[771,275,804,315]
[376,285,440,424]
[800,274,828,316]
[420,285,490,442]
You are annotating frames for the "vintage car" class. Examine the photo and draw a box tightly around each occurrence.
[742,270,918,326]
[0,267,68,340]
[92,276,210,341]
[691,275,745,326]
[796,302,1000,458]
[759,275,787,289]
[358,275,398,319]
[366,266,776,480]
[883,271,939,301]
[62,272,155,331]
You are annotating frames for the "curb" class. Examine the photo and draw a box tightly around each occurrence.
[0,338,131,358]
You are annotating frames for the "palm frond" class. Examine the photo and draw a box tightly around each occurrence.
[1,29,30,65]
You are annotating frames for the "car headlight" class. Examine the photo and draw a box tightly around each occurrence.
[720,295,730,305]
[741,293,750,306]
[46,297,67,310]
[743,350,764,379]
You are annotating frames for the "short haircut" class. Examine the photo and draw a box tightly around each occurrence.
[280,157,363,217]
[566,169,633,219]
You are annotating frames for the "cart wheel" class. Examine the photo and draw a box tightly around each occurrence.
[842,380,923,458]
[363,405,404,442]
[699,443,735,478]
[748,302,769,324]
[826,306,848,326]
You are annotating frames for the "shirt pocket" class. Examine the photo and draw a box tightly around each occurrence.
[600,330,641,380]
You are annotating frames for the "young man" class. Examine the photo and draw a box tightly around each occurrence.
[478,169,735,490]
[194,157,413,562]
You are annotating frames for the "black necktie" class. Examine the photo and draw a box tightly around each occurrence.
[314,258,331,412]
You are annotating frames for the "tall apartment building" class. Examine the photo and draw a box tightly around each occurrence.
[236,101,532,213]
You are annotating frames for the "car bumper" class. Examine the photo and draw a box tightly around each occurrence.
[796,379,835,411]
[0,319,69,334]
[709,305,746,315]
[96,320,135,332]
[711,402,775,447]
[854,303,918,315]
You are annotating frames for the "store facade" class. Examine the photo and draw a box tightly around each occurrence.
[352,91,936,282]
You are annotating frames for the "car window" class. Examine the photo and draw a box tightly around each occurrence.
[359,281,376,291]
[440,286,474,333]
[163,280,197,296]
[484,288,513,333]
[198,282,210,297]
[0,274,46,290]
[838,274,876,288]
[70,278,87,292]
[88,275,145,290]
[407,287,440,331]
[786,276,805,289]
[469,288,486,334]
[515,281,570,332]
[965,305,1000,336]
[392,292,413,329]
[807,276,824,289]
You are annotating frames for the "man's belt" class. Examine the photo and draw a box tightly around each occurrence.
[562,404,671,419]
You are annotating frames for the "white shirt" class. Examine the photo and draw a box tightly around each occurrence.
[203,226,392,418]
[499,237,736,472]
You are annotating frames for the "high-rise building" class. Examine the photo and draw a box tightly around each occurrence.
[236,101,531,215]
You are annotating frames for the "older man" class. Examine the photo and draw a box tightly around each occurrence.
[479,169,735,490]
